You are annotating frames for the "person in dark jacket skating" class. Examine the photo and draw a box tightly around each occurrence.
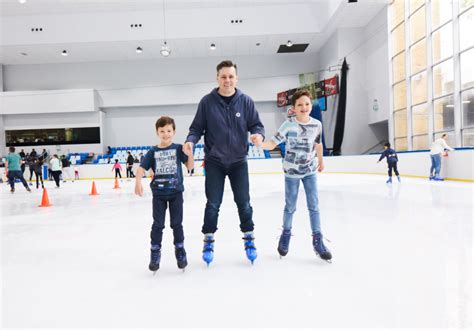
[184,60,265,265]
[377,142,401,184]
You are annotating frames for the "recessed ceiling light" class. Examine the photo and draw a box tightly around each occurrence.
[61,50,68,56]
[210,43,216,50]
[462,100,471,104]
[18,0,27,4]
[286,40,293,47]
[160,42,171,57]
[136,46,143,54]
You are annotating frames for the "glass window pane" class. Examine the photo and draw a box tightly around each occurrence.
[412,103,429,135]
[460,8,474,50]
[394,81,407,110]
[392,52,406,83]
[433,131,455,147]
[462,88,474,128]
[460,0,474,13]
[412,134,429,150]
[433,59,454,98]
[432,23,453,63]
[391,0,405,29]
[411,39,426,74]
[410,0,425,14]
[460,48,474,90]
[410,5,426,44]
[462,128,474,147]
[434,95,455,132]
[431,0,452,30]
[411,71,427,105]
[392,23,405,55]
[394,109,407,138]
[394,137,408,151]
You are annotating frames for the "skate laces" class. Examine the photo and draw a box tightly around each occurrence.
[279,230,291,249]
[313,233,329,253]
[175,247,186,260]
[203,236,214,253]
[243,234,256,250]
[150,248,161,263]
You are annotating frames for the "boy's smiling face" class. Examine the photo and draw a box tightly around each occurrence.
[157,124,175,146]
[294,95,312,122]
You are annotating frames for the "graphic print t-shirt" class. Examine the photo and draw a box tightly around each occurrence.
[140,144,188,195]
[271,117,322,178]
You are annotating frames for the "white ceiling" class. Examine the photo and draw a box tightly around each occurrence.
[0,0,389,65]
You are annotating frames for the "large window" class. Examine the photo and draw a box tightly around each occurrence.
[5,127,101,147]
[389,0,474,149]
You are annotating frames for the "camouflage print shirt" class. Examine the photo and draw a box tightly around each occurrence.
[271,117,322,178]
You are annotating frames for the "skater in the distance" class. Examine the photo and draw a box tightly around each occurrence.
[261,89,332,262]
[112,159,122,179]
[377,142,400,184]
[135,116,194,273]
[184,60,265,266]
[5,147,31,193]
[429,133,454,181]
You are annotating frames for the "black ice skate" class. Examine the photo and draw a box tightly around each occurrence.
[312,232,332,263]
[149,245,161,274]
[175,243,188,272]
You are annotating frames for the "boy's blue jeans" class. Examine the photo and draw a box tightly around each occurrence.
[430,154,441,178]
[202,159,254,234]
[283,174,321,234]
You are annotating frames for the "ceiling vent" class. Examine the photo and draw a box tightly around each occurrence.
[277,43,309,53]
[230,19,243,24]
[30,27,43,32]
[130,24,143,28]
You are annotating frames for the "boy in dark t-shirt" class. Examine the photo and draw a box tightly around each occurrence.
[135,116,194,273]
[377,142,401,184]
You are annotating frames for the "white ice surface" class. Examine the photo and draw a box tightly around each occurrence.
[1,174,472,328]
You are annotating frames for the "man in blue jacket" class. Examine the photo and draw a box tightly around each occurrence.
[184,60,265,265]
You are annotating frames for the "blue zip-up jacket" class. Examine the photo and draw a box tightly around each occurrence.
[378,148,398,164]
[186,88,265,165]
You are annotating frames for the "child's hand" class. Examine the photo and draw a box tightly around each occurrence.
[134,183,143,197]
[317,162,325,172]
[250,134,263,147]
[183,142,194,156]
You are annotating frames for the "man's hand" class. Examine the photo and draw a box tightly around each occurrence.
[183,142,194,156]
[250,134,263,147]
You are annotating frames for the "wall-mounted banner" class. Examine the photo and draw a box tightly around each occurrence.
[276,75,338,107]
[324,75,339,96]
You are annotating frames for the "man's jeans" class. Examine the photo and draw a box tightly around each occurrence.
[430,154,442,178]
[202,159,254,234]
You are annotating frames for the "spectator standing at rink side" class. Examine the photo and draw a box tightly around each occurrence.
[112,159,122,179]
[74,166,80,180]
[61,155,73,182]
[19,149,26,174]
[135,116,194,273]
[30,148,38,158]
[261,90,332,262]
[429,133,455,181]
[126,151,135,179]
[184,60,265,266]
[33,156,44,189]
[27,154,35,181]
[377,142,401,184]
[5,147,31,193]
[49,154,62,188]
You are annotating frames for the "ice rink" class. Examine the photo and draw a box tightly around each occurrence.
[1,173,472,328]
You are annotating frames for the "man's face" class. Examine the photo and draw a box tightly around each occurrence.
[217,66,238,95]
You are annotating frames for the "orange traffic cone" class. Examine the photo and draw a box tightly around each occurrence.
[113,178,120,189]
[89,181,99,195]
[38,188,52,207]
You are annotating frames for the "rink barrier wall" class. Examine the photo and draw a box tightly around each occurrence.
[1,149,472,182]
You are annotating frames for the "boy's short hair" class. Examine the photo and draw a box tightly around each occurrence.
[291,89,312,106]
[384,142,391,148]
[9,146,15,152]
[155,116,176,131]
[115,159,119,162]
[216,60,237,74]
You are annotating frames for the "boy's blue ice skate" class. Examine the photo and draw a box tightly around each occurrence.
[277,229,292,258]
[312,232,332,263]
[386,177,392,184]
[149,245,161,274]
[397,176,401,183]
[202,234,214,267]
[243,232,257,264]
[175,243,188,271]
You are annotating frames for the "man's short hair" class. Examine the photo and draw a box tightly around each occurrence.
[291,89,312,106]
[9,146,15,153]
[155,116,176,131]
[216,60,237,74]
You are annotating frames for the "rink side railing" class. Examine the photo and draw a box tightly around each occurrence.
[1,148,472,183]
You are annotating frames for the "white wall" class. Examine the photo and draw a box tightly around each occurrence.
[103,101,284,148]
[317,7,390,155]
